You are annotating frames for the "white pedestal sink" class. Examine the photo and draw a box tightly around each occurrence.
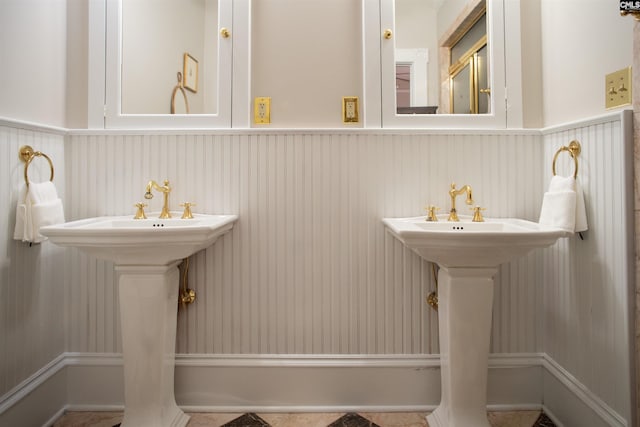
[41,213,237,427]
[382,215,568,427]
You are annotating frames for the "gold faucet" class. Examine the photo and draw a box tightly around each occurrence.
[144,179,172,219]
[448,182,473,221]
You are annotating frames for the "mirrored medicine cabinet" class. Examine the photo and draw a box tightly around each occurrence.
[104,0,233,128]
[100,0,517,129]
[372,0,510,128]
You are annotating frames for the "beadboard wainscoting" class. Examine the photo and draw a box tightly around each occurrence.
[541,111,635,427]
[63,130,544,356]
[0,111,636,427]
[0,120,66,404]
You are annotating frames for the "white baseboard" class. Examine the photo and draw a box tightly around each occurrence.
[542,405,565,427]
[0,355,67,427]
[64,353,542,412]
[542,355,629,427]
[0,352,629,427]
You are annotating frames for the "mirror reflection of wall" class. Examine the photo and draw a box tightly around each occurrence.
[394,0,487,115]
[121,0,218,115]
[395,64,411,107]
[394,0,438,114]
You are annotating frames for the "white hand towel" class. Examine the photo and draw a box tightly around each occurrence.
[31,199,65,234]
[13,186,34,242]
[29,182,65,242]
[538,175,588,233]
[547,174,575,193]
[13,181,65,244]
[28,181,59,205]
[539,190,577,232]
[574,179,588,232]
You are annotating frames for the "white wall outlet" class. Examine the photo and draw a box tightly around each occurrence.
[254,97,271,124]
[342,97,359,123]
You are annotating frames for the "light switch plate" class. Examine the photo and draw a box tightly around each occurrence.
[254,97,271,124]
[342,97,359,123]
[605,67,632,110]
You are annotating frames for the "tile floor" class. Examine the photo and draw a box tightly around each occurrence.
[52,410,556,427]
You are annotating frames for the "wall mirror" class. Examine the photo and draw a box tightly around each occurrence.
[105,0,232,128]
[375,0,510,128]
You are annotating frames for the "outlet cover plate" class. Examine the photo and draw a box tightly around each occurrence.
[342,97,359,123]
[254,97,271,124]
[605,67,632,110]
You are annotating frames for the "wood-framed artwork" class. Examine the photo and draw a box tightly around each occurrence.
[183,53,198,93]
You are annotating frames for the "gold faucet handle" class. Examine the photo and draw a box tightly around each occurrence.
[470,206,486,222]
[180,202,196,219]
[424,205,440,221]
[134,203,148,220]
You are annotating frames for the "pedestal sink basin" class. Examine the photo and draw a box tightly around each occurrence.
[382,215,568,427]
[40,212,238,427]
[382,215,569,268]
[39,213,237,265]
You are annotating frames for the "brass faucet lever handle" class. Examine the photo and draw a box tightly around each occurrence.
[424,205,440,222]
[470,206,486,222]
[134,203,148,220]
[180,202,196,219]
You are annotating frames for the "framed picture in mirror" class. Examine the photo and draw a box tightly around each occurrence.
[183,53,198,93]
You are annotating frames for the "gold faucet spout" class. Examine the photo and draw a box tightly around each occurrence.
[144,179,172,219]
[448,183,473,221]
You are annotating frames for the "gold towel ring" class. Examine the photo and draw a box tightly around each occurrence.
[552,140,581,179]
[19,145,55,187]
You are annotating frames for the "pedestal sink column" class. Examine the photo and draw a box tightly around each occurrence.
[427,266,497,427]
[116,263,189,427]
